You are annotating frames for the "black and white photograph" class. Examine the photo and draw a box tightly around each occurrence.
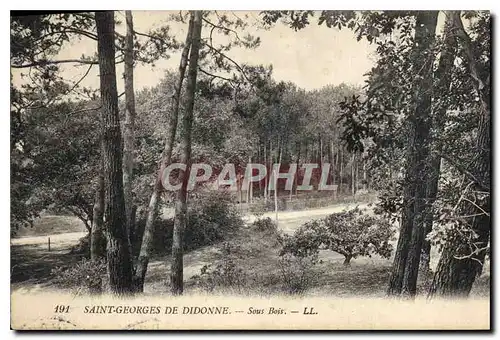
[9,9,491,330]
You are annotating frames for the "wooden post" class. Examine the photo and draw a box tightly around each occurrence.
[48,237,51,252]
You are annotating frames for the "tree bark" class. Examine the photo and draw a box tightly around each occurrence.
[91,171,105,260]
[362,158,367,191]
[170,10,202,295]
[401,11,438,299]
[429,11,490,298]
[388,11,438,297]
[420,11,458,277]
[264,142,268,202]
[339,147,343,194]
[132,15,194,292]
[351,154,356,196]
[95,10,134,294]
[123,10,136,256]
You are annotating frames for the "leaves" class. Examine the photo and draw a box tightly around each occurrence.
[280,207,395,263]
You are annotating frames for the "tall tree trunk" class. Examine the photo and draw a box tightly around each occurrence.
[170,10,202,295]
[95,10,134,294]
[91,170,105,260]
[362,158,367,191]
[319,135,323,164]
[123,10,136,255]
[339,147,343,194]
[351,154,356,196]
[388,11,438,297]
[429,11,490,298]
[294,142,301,197]
[264,142,268,202]
[274,168,279,227]
[249,156,253,204]
[401,11,438,298]
[258,141,263,196]
[132,15,194,292]
[420,11,458,278]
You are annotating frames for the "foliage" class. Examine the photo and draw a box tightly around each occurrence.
[51,258,107,294]
[277,253,317,294]
[186,192,244,250]
[11,101,101,232]
[191,242,246,293]
[135,192,244,254]
[250,217,278,234]
[280,207,395,265]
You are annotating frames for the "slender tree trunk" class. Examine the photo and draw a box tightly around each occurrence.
[319,135,323,164]
[258,142,263,196]
[273,168,278,227]
[351,154,356,196]
[132,14,195,292]
[123,10,136,255]
[95,10,134,294]
[363,159,367,191]
[294,142,301,197]
[421,11,458,277]
[91,171,105,260]
[429,11,490,298]
[264,142,268,202]
[401,11,438,298]
[249,156,253,204]
[266,140,272,201]
[339,147,343,194]
[170,10,202,295]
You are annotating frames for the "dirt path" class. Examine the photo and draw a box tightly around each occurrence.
[12,203,369,248]
[244,202,371,234]
[11,231,87,248]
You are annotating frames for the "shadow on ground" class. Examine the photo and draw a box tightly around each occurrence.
[11,243,85,286]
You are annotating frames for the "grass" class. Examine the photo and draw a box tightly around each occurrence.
[10,203,490,299]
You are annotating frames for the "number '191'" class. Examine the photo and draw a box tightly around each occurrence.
[54,305,70,313]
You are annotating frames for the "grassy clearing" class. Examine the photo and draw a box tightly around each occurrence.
[11,203,490,299]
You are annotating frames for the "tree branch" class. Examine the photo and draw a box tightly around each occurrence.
[11,59,98,68]
[198,67,237,84]
[437,151,489,192]
[200,41,255,92]
[202,17,242,43]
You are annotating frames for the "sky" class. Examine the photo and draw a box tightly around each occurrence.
[13,11,378,94]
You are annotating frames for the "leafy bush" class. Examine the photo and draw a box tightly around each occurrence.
[280,207,395,266]
[277,252,317,294]
[191,242,246,292]
[186,192,244,251]
[251,217,278,233]
[134,192,244,254]
[51,258,107,294]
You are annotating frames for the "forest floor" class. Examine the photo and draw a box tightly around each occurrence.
[10,201,490,298]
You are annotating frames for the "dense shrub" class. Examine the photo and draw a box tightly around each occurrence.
[251,217,278,233]
[190,242,246,292]
[277,252,317,294]
[51,258,107,294]
[134,192,244,255]
[280,207,395,266]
